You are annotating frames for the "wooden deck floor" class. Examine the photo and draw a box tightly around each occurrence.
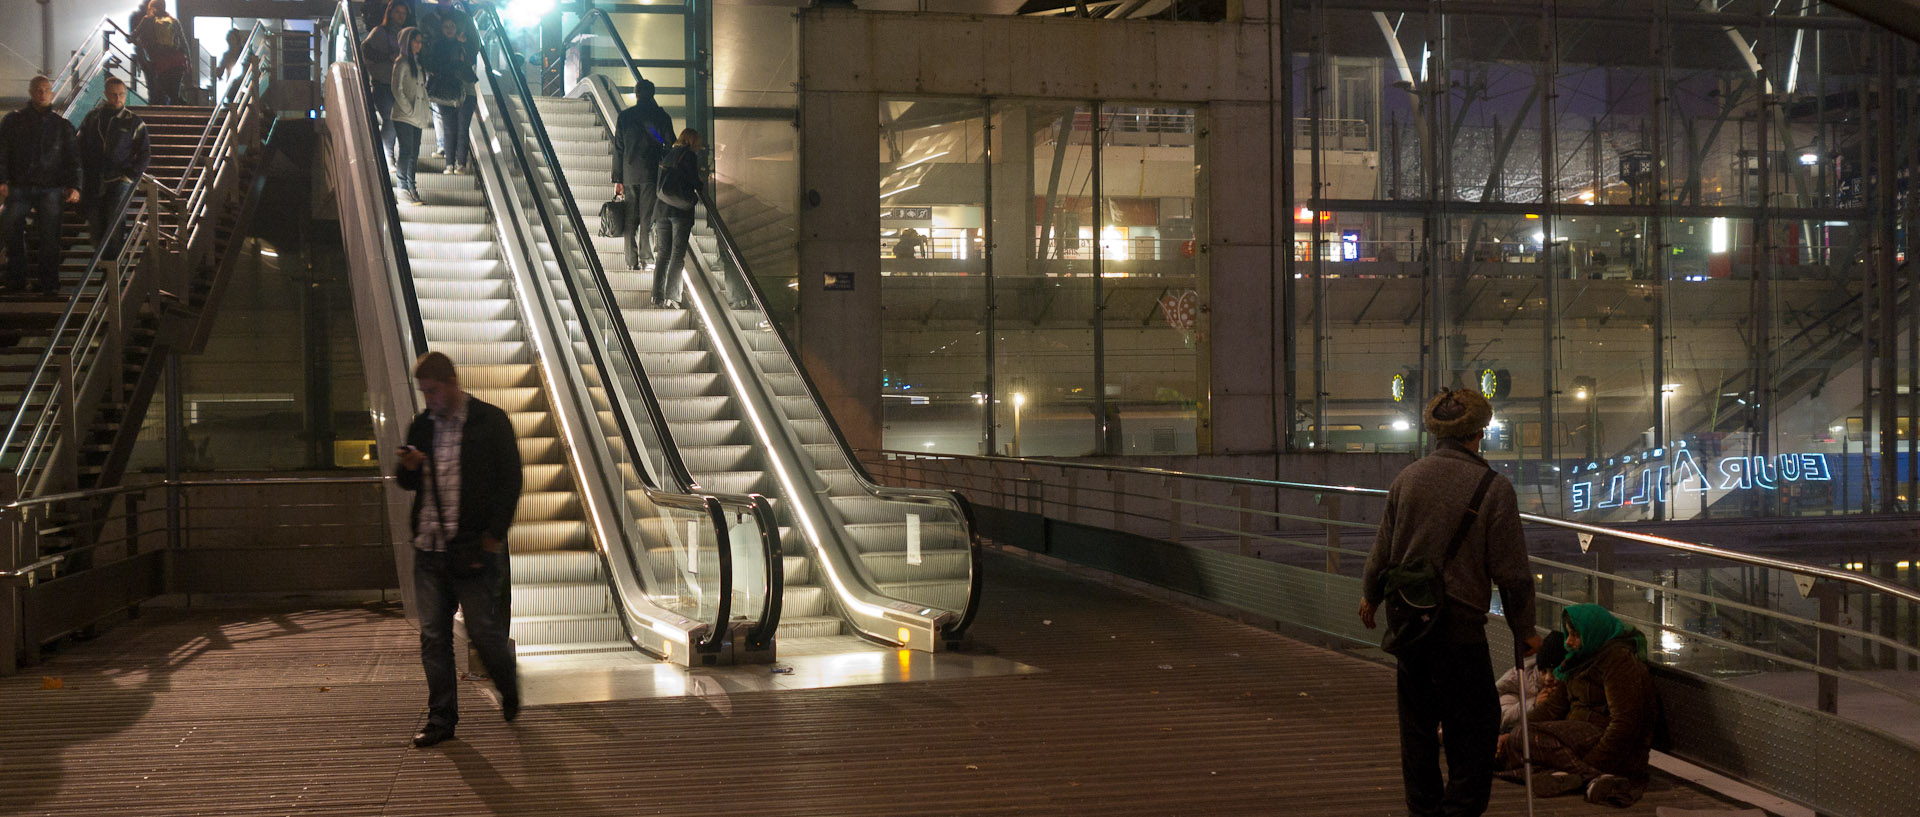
[0,550,1750,816]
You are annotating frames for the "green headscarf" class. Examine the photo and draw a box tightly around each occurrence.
[1555,603,1647,680]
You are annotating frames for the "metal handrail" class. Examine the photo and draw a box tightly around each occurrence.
[867,447,1920,607]
[471,6,777,651]
[558,9,978,642]
[5,24,273,488]
[328,0,428,354]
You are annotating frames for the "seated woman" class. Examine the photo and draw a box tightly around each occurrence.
[1498,604,1658,808]
[1496,630,1565,734]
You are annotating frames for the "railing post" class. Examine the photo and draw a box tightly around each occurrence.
[1167,478,1183,544]
[1812,581,1841,714]
[105,258,126,404]
[1320,493,1342,574]
[1,473,19,675]
[54,354,79,491]
[1235,484,1253,557]
[1592,536,1616,610]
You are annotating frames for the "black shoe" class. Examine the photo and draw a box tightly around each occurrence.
[411,725,455,748]
[501,695,520,723]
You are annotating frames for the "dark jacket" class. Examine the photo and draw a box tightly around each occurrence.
[653,144,704,218]
[422,35,477,88]
[612,102,674,185]
[0,105,83,191]
[396,396,523,545]
[1525,637,1657,779]
[79,106,151,196]
[1362,440,1536,640]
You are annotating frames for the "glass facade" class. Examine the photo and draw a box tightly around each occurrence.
[1288,0,1919,520]
[877,99,1205,457]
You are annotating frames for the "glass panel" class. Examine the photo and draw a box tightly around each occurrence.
[713,118,799,335]
[1097,104,1203,455]
[1308,211,1427,454]
[1443,13,1547,204]
[879,96,989,455]
[993,101,1097,457]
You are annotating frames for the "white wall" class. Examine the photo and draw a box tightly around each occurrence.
[0,0,130,99]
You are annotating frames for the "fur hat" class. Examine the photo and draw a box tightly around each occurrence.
[1424,387,1493,439]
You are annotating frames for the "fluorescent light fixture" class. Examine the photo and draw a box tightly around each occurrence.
[259,248,279,257]
[896,151,949,170]
[1799,152,1819,166]
[1709,217,1729,253]
[503,0,555,27]
[879,183,920,200]
[1391,419,1411,431]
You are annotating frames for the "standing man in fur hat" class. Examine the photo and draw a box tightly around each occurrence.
[1359,387,1542,817]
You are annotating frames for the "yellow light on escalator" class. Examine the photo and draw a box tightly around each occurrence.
[898,649,912,677]
[898,627,912,646]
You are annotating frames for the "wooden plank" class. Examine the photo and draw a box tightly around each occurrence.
[0,553,1748,816]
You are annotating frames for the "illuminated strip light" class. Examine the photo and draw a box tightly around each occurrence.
[880,183,920,200]
[682,254,918,645]
[895,151,949,170]
[482,111,703,651]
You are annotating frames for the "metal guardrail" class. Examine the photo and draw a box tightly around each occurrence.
[3,19,276,499]
[864,448,1920,713]
[2,475,397,673]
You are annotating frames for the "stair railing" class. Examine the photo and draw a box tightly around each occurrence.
[50,16,145,113]
[2,21,275,499]
[472,6,781,655]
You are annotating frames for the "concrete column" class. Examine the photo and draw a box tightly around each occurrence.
[798,88,884,451]
[1205,102,1279,454]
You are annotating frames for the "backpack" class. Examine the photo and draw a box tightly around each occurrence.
[655,146,697,210]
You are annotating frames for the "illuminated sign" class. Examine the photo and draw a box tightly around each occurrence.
[1391,373,1406,403]
[1340,230,1360,261]
[1569,445,1832,513]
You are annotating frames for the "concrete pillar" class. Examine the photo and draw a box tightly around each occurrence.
[798,88,884,451]
[1204,101,1280,454]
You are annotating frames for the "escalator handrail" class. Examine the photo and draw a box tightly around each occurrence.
[559,11,978,640]
[560,10,646,99]
[697,184,984,638]
[473,7,780,650]
[330,1,429,356]
[473,7,704,499]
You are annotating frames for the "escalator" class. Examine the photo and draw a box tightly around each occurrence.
[506,9,982,653]
[320,1,776,667]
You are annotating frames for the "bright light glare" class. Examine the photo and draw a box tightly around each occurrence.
[1012,392,1027,408]
[1532,231,1545,244]
[1574,386,1589,400]
[1660,630,1685,652]
[1799,152,1819,166]
[1487,416,1502,430]
[1709,217,1729,253]
[1100,225,1128,261]
[1391,419,1411,431]
[503,0,556,27]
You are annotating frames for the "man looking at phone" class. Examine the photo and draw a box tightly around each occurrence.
[395,351,522,748]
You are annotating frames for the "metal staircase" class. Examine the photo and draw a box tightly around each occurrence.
[4,21,272,512]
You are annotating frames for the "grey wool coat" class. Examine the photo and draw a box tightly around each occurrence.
[1362,440,1538,643]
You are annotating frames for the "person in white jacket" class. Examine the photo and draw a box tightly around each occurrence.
[389,27,432,205]
[1497,629,1565,733]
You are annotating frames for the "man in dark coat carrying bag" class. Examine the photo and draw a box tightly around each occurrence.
[610,79,674,271]
[395,351,522,748]
[1360,388,1541,817]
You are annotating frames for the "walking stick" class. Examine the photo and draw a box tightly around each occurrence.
[1515,641,1536,817]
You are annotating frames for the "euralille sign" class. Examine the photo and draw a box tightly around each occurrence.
[1568,442,1833,513]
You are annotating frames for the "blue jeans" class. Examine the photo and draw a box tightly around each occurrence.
[433,94,477,168]
[413,549,518,730]
[369,82,397,167]
[394,122,423,193]
[2,186,67,291]
[88,179,136,261]
[651,210,694,304]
